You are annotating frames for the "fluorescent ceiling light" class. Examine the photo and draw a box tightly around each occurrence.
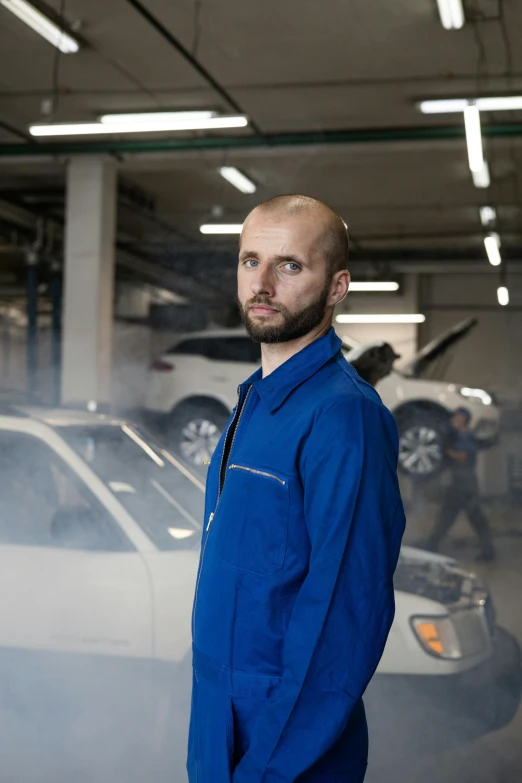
[335,314,425,324]
[200,224,243,235]
[464,105,484,172]
[497,286,509,306]
[29,115,249,137]
[472,162,490,189]
[0,0,79,52]
[436,0,465,30]
[419,96,522,114]
[219,166,256,194]
[477,96,522,111]
[100,111,216,123]
[419,99,469,114]
[484,233,501,266]
[349,282,400,292]
[479,206,496,227]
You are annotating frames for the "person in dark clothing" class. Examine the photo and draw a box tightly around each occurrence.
[427,407,496,562]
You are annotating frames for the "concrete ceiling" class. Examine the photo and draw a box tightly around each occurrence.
[1,0,522,304]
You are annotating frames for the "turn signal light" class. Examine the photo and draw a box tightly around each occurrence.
[411,616,462,659]
[150,360,174,372]
[415,622,444,655]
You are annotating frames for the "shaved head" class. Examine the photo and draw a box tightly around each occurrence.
[243,194,349,278]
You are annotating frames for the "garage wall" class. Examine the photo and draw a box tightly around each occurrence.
[0,319,152,410]
[418,273,522,407]
[112,322,152,410]
[334,273,420,363]
[418,272,522,498]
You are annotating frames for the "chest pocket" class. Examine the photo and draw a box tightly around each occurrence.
[214,463,289,578]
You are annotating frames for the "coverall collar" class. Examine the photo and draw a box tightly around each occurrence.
[243,326,343,413]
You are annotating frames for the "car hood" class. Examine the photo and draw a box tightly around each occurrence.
[343,340,400,387]
[400,317,478,378]
[395,545,489,609]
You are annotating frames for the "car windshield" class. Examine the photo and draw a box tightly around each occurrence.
[60,424,205,551]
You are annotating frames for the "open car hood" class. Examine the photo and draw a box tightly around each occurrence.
[400,317,478,378]
[343,340,400,387]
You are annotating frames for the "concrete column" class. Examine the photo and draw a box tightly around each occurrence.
[62,157,117,406]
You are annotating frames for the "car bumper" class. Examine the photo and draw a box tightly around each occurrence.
[366,627,522,755]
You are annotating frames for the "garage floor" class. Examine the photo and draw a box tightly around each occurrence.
[367,496,522,783]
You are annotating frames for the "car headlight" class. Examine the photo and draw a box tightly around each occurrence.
[459,386,493,406]
[411,616,462,659]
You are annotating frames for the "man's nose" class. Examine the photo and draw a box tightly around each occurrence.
[251,267,275,297]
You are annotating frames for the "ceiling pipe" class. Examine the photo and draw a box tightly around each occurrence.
[0,117,32,142]
[3,122,522,158]
[124,0,265,138]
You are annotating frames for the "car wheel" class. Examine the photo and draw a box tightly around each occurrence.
[168,401,229,468]
[396,409,450,479]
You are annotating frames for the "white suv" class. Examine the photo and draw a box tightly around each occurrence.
[144,319,500,477]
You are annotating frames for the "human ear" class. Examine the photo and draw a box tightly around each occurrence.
[329,270,350,305]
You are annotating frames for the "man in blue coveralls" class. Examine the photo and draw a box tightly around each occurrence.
[188,195,406,783]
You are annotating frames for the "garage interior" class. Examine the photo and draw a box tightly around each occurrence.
[1,0,522,781]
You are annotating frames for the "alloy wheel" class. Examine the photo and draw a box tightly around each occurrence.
[398,425,444,476]
[179,418,221,465]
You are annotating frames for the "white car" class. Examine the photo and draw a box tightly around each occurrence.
[144,318,500,477]
[0,406,518,781]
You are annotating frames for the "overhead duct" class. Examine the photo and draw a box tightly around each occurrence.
[2,122,522,158]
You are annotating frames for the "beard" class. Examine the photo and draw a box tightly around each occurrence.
[238,280,331,344]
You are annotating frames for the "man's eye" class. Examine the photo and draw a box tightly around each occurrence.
[245,259,259,267]
[284,262,300,272]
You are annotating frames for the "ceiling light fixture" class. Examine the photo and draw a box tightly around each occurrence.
[29,115,249,137]
[100,111,216,123]
[436,0,465,30]
[419,98,469,114]
[464,105,484,172]
[472,162,491,189]
[419,96,522,114]
[335,314,425,324]
[479,206,496,227]
[0,0,79,52]
[349,282,400,292]
[484,233,501,266]
[200,224,243,235]
[219,167,257,194]
[497,286,509,306]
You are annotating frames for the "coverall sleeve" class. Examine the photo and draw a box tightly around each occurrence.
[232,395,405,783]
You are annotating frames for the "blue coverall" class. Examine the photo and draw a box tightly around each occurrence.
[188,327,406,783]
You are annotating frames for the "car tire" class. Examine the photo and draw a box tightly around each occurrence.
[395,408,450,480]
[167,400,230,469]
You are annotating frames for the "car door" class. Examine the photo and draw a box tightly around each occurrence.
[0,425,152,660]
[206,336,261,403]
[0,422,159,779]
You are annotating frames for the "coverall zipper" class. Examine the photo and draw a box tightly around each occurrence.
[228,464,286,485]
[192,385,252,639]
